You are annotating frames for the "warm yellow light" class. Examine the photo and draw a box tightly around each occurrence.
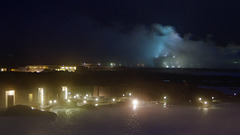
[5,90,16,108]
[29,93,33,102]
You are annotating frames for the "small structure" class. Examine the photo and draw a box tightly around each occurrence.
[5,90,15,108]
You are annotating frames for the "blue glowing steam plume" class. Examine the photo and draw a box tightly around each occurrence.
[114,24,240,68]
[11,15,239,69]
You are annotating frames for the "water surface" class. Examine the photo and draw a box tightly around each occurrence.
[1,103,240,135]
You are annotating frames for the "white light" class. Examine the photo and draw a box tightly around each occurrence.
[204,101,207,105]
[84,96,86,99]
[7,90,15,95]
[54,100,57,103]
[76,94,79,97]
[172,66,175,68]
[86,94,88,97]
[83,100,87,104]
[212,97,214,100]
[199,98,202,101]
[164,96,167,100]
[96,98,98,101]
[62,86,68,100]
[133,105,137,110]
[74,96,76,98]
[129,93,132,96]
[112,98,115,102]
[95,104,98,106]
[49,100,52,104]
[132,99,138,105]
[123,94,125,97]
[31,107,34,110]
[166,65,169,68]
[38,88,44,106]
[67,99,71,102]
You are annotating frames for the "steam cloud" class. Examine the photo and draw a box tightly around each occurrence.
[94,23,240,68]
[4,15,239,69]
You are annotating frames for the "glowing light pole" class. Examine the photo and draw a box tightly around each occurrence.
[38,88,44,106]
[62,86,68,100]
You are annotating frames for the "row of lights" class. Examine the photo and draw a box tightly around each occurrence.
[49,100,57,104]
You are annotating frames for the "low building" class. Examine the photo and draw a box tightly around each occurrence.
[25,65,49,72]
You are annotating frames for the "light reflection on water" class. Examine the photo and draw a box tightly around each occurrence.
[1,103,240,135]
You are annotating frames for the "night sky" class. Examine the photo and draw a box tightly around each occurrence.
[1,0,240,67]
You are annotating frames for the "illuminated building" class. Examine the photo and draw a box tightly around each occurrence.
[26,65,49,72]
[153,54,181,68]
[56,66,77,72]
